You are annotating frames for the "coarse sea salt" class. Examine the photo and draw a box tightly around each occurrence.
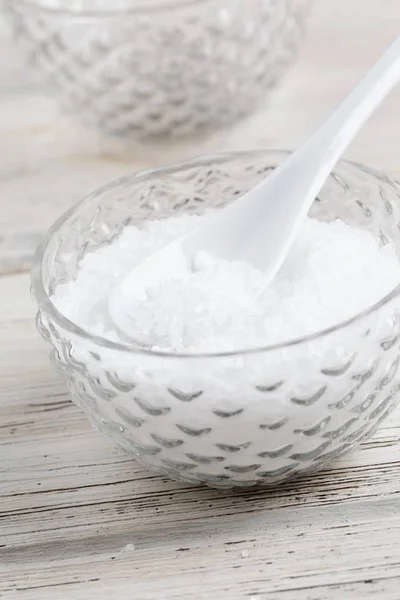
[52,214,400,354]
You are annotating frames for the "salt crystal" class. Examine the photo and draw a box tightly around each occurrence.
[52,214,400,353]
[117,543,135,555]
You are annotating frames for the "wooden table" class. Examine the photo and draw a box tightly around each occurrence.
[1,2,400,598]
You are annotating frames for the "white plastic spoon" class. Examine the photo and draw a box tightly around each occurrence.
[110,35,400,337]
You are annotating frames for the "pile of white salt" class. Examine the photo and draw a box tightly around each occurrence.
[52,214,400,354]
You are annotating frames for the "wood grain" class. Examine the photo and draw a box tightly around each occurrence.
[2,2,400,599]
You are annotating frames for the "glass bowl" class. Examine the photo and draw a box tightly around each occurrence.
[31,150,400,488]
[4,0,311,139]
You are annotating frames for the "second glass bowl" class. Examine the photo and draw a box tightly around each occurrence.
[5,0,311,139]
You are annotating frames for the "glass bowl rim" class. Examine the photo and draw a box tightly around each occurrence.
[5,0,223,18]
[31,149,400,360]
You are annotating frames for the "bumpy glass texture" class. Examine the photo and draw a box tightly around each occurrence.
[4,0,310,138]
[31,151,400,488]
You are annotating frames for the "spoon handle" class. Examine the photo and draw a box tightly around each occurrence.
[297,34,400,174]
[240,34,400,281]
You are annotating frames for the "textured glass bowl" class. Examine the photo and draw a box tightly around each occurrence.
[31,150,400,488]
[5,0,310,139]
